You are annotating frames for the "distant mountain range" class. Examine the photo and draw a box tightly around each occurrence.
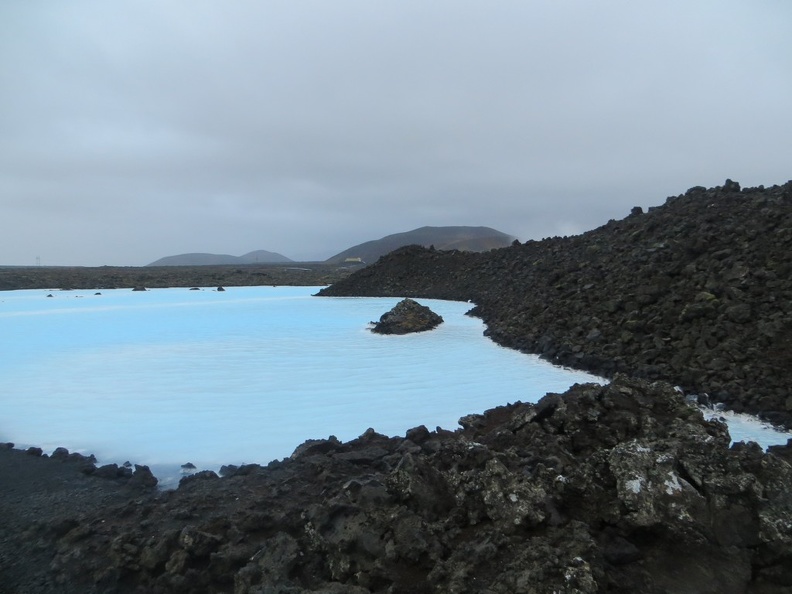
[324,226,515,264]
[147,226,515,266]
[147,250,292,266]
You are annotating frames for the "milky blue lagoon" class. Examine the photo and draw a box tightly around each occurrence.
[1,286,789,486]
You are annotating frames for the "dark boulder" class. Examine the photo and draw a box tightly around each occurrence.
[50,447,70,460]
[93,463,124,479]
[129,464,158,488]
[371,298,443,334]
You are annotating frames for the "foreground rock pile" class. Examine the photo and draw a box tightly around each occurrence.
[320,180,792,428]
[3,377,791,593]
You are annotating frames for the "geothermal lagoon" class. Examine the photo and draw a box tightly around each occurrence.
[0,286,788,486]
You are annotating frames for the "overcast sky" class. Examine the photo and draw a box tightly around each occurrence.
[1,1,790,266]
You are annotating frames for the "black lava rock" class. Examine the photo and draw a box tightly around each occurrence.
[371,298,444,334]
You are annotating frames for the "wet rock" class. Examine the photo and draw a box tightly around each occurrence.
[51,447,70,460]
[94,463,124,479]
[371,298,443,334]
[405,425,431,444]
[767,439,792,465]
[129,464,158,488]
[218,464,238,477]
[291,436,344,459]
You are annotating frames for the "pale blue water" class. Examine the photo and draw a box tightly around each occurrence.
[0,286,788,486]
[703,408,791,449]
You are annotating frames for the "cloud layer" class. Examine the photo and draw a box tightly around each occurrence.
[1,1,789,265]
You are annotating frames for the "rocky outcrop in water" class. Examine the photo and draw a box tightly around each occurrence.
[4,377,791,593]
[371,298,443,334]
[320,180,792,428]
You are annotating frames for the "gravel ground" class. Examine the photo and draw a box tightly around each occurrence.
[0,445,156,593]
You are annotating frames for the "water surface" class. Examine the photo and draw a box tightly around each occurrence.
[1,286,788,486]
[0,287,600,473]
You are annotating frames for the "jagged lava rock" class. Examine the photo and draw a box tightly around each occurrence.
[18,377,792,593]
[320,180,792,428]
[371,297,443,334]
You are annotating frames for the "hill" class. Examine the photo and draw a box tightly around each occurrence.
[320,179,792,429]
[325,226,514,264]
[147,250,292,266]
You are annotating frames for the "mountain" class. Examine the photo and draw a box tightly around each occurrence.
[147,250,292,266]
[239,250,293,264]
[325,226,515,265]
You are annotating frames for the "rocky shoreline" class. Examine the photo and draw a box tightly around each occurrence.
[2,378,791,593]
[1,179,792,592]
[0,262,357,292]
[320,180,792,429]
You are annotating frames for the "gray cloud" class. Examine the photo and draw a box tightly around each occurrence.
[1,1,790,265]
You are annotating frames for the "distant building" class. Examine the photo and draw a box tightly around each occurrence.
[344,257,363,263]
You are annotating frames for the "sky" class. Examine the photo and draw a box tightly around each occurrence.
[1,1,790,266]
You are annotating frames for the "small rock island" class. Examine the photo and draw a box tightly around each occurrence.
[371,298,443,334]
